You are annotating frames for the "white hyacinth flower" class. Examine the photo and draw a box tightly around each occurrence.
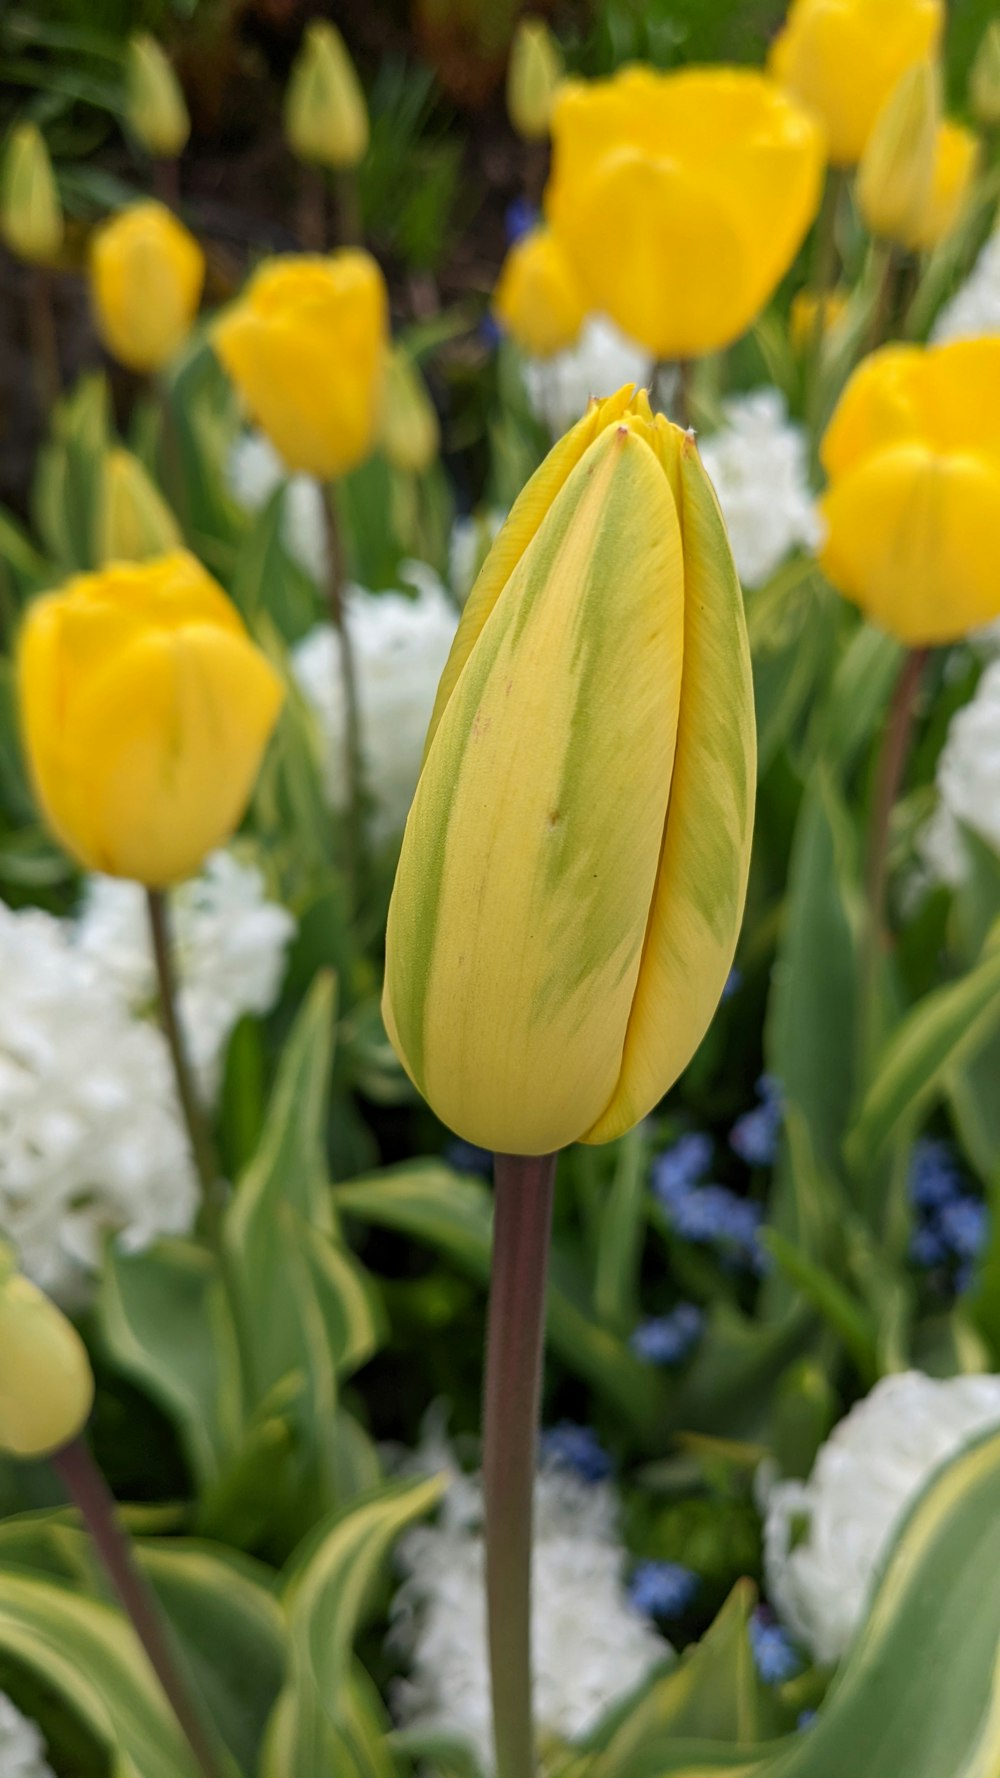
[292,566,459,844]
[764,1371,1000,1666]
[0,1695,55,1778]
[918,660,1000,888]
[932,231,1000,344]
[522,315,654,439]
[390,1434,670,1770]
[698,389,821,590]
[226,430,328,585]
[0,904,197,1305]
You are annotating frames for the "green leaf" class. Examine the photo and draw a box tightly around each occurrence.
[745,564,839,775]
[808,625,902,773]
[761,1231,878,1386]
[594,1126,649,1335]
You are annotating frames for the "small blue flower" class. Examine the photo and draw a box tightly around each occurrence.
[730,1076,784,1168]
[939,1196,988,1262]
[797,1710,818,1732]
[540,1423,612,1484]
[479,314,503,350]
[750,1610,802,1685]
[910,1223,948,1269]
[628,1560,699,1620]
[722,966,743,1002]
[445,1139,494,1179]
[505,196,538,243]
[631,1303,705,1367]
[652,1132,713,1205]
[908,1139,963,1211]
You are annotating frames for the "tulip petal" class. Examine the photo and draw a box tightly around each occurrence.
[585,435,755,1143]
[384,422,685,1154]
[18,599,105,871]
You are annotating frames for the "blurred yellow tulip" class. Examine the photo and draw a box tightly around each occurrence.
[284,21,368,170]
[97,448,182,564]
[18,551,284,886]
[213,251,388,480]
[769,0,944,166]
[857,61,938,247]
[790,285,849,351]
[970,21,1000,130]
[0,123,62,264]
[383,386,755,1154]
[380,344,440,473]
[0,1247,93,1459]
[820,338,1000,644]
[125,32,190,158]
[506,18,563,142]
[544,66,823,360]
[90,201,204,372]
[493,225,586,358]
[913,122,979,250]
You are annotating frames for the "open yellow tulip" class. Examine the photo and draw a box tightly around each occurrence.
[769,0,943,166]
[90,201,204,372]
[383,386,756,1155]
[493,226,586,359]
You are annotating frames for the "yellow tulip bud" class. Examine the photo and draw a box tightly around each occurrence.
[125,33,190,159]
[380,344,440,473]
[284,21,368,170]
[507,18,563,142]
[789,286,849,352]
[0,1248,93,1459]
[213,251,388,481]
[97,448,183,564]
[383,385,756,1154]
[857,61,938,248]
[545,67,823,360]
[90,201,205,373]
[0,123,63,265]
[768,0,944,166]
[493,226,585,358]
[819,338,1000,644]
[911,121,979,251]
[970,22,1000,130]
[18,551,284,885]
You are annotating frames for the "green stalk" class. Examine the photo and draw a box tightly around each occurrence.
[860,647,928,1066]
[322,484,366,908]
[146,889,223,1239]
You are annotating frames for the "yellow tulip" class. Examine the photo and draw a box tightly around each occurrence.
[0,123,62,264]
[789,285,849,351]
[213,251,388,480]
[284,21,368,170]
[383,386,756,1155]
[768,0,944,166]
[18,551,284,886]
[970,21,1000,130]
[125,32,190,159]
[544,66,823,360]
[493,226,586,359]
[911,121,979,251]
[857,61,938,247]
[97,447,182,564]
[0,1247,93,1459]
[90,201,204,373]
[380,344,440,473]
[819,338,1000,644]
[506,18,563,142]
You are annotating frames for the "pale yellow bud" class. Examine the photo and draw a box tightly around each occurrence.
[98,448,183,564]
[125,33,190,159]
[857,60,938,248]
[284,22,369,170]
[380,345,440,473]
[0,1247,94,1459]
[0,123,63,265]
[506,18,563,142]
[970,22,1000,130]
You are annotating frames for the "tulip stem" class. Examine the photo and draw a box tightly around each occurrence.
[28,266,61,416]
[152,156,180,210]
[335,169,363,247]
[805,166,845,456]
[297,164,327,250]
[483,1152,557,1778]
[322,484,366,907]
[146,889,223,1237]
[862,646,928,1059]
[865,240,899,356]
[51,1438,227,1778]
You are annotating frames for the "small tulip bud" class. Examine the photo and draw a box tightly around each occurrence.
[0,1246,94,1459]
[97,448,183,563]
[789,286,848,353]
[493,226,586,358]
[0,123,63,265]
[969,22,1000,130]
[380,345,440,474]
[90,201,205,373]
[506,18,563,142]
[284,22,369,171]
[125,33,190,159]
[911,121,979,251]
[857,61,938,248]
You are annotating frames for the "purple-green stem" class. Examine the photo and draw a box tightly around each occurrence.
[483,1152,557,1778]
[51,1438,226,1778]
[146,889,222,1239]
[861,647,928,1064]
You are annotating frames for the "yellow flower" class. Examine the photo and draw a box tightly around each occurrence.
[284,21,368,170]
[383,386,756,1155]
[213,251,388,480]
[493,226,586,359]
[125,32,190,159]
[857,61,938,247]
[544,67,823,360]
[18,551,284,886]
[912,121,979,251]
[90,201,204,373]
[0,1247,93,1459]
[769,0,943,166]
[970,21,1000,130]
[97,447,182,563]
[819,338,1000,644]
[790,285,849,351]
[0,123,63,265]
[380,344,440,473]
[506,18,563,142]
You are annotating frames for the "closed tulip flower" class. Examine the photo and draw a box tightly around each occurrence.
[819,338,1000,644]
[97,447,182,563]
[380,344,440,473]
[125,32,190,159]
[790,286,849,351]
[857,61,938,248]
[493,226,586,358]
[0,1247,93,1459]
[284,21,368,170]
[90,201,204,372]
[383,386,756,1155]
[913,122,979,251]
[18,551,284,885]
[213,251,388,480]
[769,0,944,166]
[0,122,62,264]
[544,67,823,361]
[507,18,563,142]
[970,22,1000,130]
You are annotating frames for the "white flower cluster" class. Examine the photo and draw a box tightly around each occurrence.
[932,231,1000,344]
[918,660,1000,888]
[226,431,328,584]
[698,389,821,590]
[390,1435,670,1771]
[292,567,458,843]
[0,1695,55,1778]
[764,1370,1000,1666]
[77,850,296,1091]
[522,316,654,439]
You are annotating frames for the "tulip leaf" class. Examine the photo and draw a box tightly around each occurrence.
[746,564,838,775]
[808,625,902,773]
[594,1125,650,1335]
